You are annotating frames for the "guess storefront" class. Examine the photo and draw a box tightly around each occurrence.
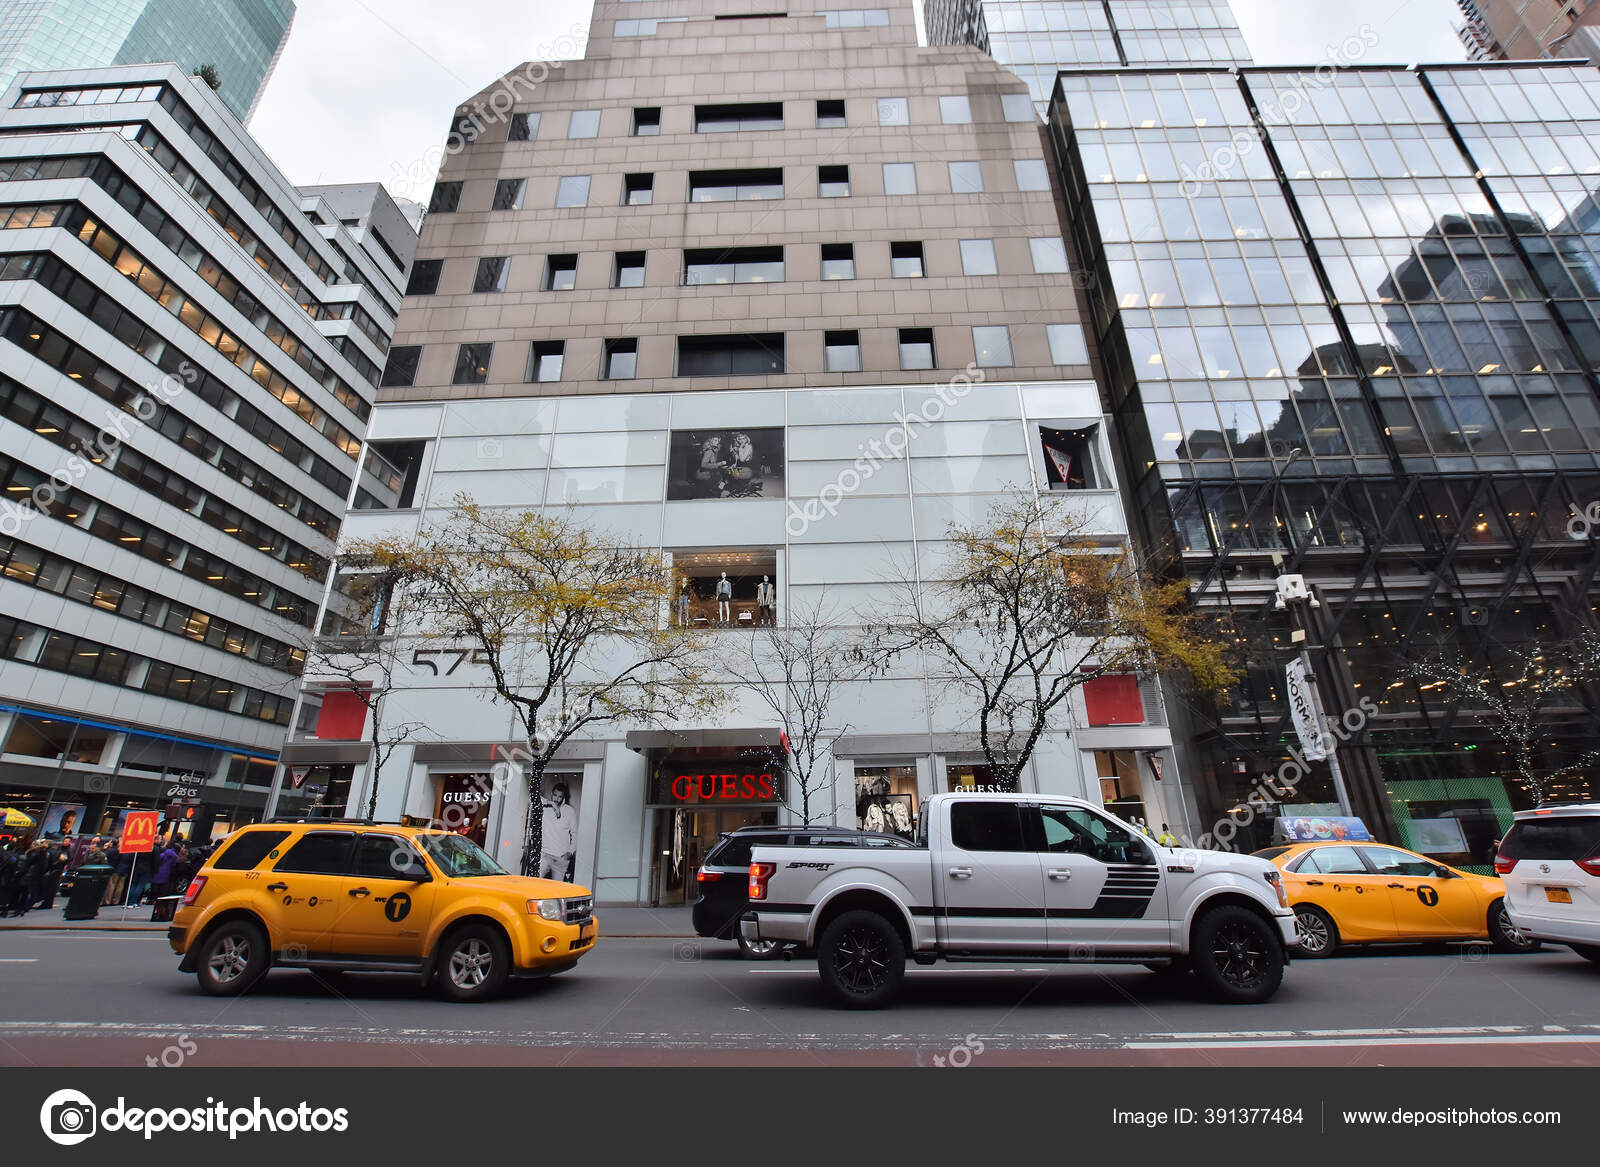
[643,752,785,906]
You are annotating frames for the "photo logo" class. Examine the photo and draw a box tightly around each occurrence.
[40,1089,97,1146]
[1567,501,1600,539]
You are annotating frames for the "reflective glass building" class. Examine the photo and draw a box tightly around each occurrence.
[925,0,1250,107]
[0,0,295,122]
[1049,62,1600,857]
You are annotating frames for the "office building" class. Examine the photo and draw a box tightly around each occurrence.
[0,0,295,122]
[1456,0,1599,64]
[0,63,410,845]
[274,0,1185,904]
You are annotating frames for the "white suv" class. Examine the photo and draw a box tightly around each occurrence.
[1496,803,1600,965]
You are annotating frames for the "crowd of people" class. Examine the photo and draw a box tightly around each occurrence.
[0,833,213,917]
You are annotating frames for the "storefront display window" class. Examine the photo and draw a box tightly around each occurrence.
[434,772,494,848]
[855,765,918,838]
[946,761,1012,793]
[1096,750,1147,826]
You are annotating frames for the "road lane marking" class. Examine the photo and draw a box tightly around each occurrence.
[0,958,38,963]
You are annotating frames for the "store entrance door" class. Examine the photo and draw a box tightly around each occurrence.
[650,805,777,906]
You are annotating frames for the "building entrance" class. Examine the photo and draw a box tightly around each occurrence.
[649,805,777,906]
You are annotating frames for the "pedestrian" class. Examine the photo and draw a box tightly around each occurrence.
[153,840,181,899]
[83,836,110,867]
[1157,823,1179,846]
[10,842,48,916]
[37,842,70,909]
[103,839,126,905]
[0,843,17,910]
[124,846,154,906]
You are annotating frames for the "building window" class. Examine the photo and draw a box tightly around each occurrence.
[816,98,846,128]
[677,334,786,376]
[555,175,590,207]
[472,256,510,293]
[632,106,661,136]
[1001,92,1035,123]
[960,238,997,276]
[1014,159,1050,191]
[820,8,891,27]
[568,109,601,138]
[684,246,784,285]
[427,181,462,214]
[613,251,647,288]
[453,343,492,384]
[380,345,421,387]
[876,96,909,125]
[824,329,861,373]
[364,439,427,508]
[972,325,1013,367]
[899,327,935,370]
[508,112,539,141]
[615,17,687,35]
[543,253,578,291]
[492,177,526,211]
[405,259,442,296]
[527,341,565,383]
[883,162,917,195]
[819,164,850,197]
[855,765,918,838]
[890,241,925,278]
[666,430,787,499]
[695,102,784,132]
[939,95,972,124]
[603,338,638,380]
[689,168,784,202]
[820,243,855,280]
[949,161,984,194]
[1029,236,1070,274]
[1039,425,1098,490]
[623,173,654,205]
[1046,323,1089,366]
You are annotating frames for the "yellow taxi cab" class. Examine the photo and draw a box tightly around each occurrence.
[168,819,597,1002]
[1254,840,1538,958]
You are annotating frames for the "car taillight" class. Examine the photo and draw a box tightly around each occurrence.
[696,868,722,883]
[1577,857,1600,877]
[1494,854,1517,875]
[749,862,776,901]
[181,876,207,906]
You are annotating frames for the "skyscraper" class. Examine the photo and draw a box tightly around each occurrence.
[0,0,295,122]
[924,0,1250,106]
[1455,0,1599,64]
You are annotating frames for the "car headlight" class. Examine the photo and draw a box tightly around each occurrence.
[528,899,563,921]
[1264,870,1288,908]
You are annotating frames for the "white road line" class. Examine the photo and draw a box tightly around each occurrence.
[0,958,39,962]
[1125,1034,1600,1050]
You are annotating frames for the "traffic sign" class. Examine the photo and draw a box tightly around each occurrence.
[119,810,159,854]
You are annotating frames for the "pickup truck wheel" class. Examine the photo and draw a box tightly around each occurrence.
[1191,905,1283,1004]
[737,934,785,960]
[436,923,510,1003]
[817,910,905,1009]
[195,920,269,997]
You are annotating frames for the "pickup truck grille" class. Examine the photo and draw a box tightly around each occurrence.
[563,896,593,924]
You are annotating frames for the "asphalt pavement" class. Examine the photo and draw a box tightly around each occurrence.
[2,929,1598,1066]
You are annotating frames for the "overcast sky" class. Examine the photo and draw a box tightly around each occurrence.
[249,0,1469,202]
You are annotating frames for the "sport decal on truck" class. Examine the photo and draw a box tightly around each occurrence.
[787,861,835,871]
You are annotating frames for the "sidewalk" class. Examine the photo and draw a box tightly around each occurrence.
[0,902,699,936]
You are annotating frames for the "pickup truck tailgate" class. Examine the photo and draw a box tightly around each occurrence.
[744,844,935,949]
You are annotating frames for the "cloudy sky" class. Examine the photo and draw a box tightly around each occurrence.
[249,0,1468,202]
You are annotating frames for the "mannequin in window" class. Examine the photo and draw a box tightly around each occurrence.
[756,575,775,625]
[677,577,690,626]
[715,572,732,624]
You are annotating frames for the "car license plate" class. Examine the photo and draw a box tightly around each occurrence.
[1546,887,1572,904]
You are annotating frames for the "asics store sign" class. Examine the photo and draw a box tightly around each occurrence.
[41,1089,349,1144]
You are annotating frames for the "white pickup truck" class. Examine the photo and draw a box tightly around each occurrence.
[742,793,1298,1008]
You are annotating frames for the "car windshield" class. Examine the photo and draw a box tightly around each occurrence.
[419,833,506,877]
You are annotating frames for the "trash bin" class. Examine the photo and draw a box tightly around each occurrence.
[151,895,182,923]
[63,864,111,921]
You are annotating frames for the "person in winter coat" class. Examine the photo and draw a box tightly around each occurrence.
[0,843,18,909]
[35,842,70,908]
[152,842,182,899]
[10,842,49,916]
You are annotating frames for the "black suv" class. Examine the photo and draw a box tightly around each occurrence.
[693,825,915,958]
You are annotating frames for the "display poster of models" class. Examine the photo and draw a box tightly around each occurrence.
[667,428,785,500]
[855,774,916,840]
[434,772,493,848]
[41,802,86,838]
[536,776,582,883]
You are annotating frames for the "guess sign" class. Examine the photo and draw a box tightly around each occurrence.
[652,767,784,805]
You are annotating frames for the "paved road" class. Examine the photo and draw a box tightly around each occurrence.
[1,930,1597,1066]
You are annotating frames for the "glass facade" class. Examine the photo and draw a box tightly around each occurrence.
[1050,63,1600,858]
[0,0,294,121]
[925,0,1250,108]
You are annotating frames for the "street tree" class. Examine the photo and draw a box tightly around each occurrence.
[343,499,722,875]
[892,488,1236,791]
[1404,630,1600,805]
[723,592,887,826]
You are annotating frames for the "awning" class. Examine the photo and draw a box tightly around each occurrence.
[625,728,784,754]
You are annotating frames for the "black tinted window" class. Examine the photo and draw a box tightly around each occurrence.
[274,832,354,875]
[1501,817,1600,860]
[950,803,1028,852]
[352,835,427,879]
[211,829,290,871]
[710,835,782,868]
